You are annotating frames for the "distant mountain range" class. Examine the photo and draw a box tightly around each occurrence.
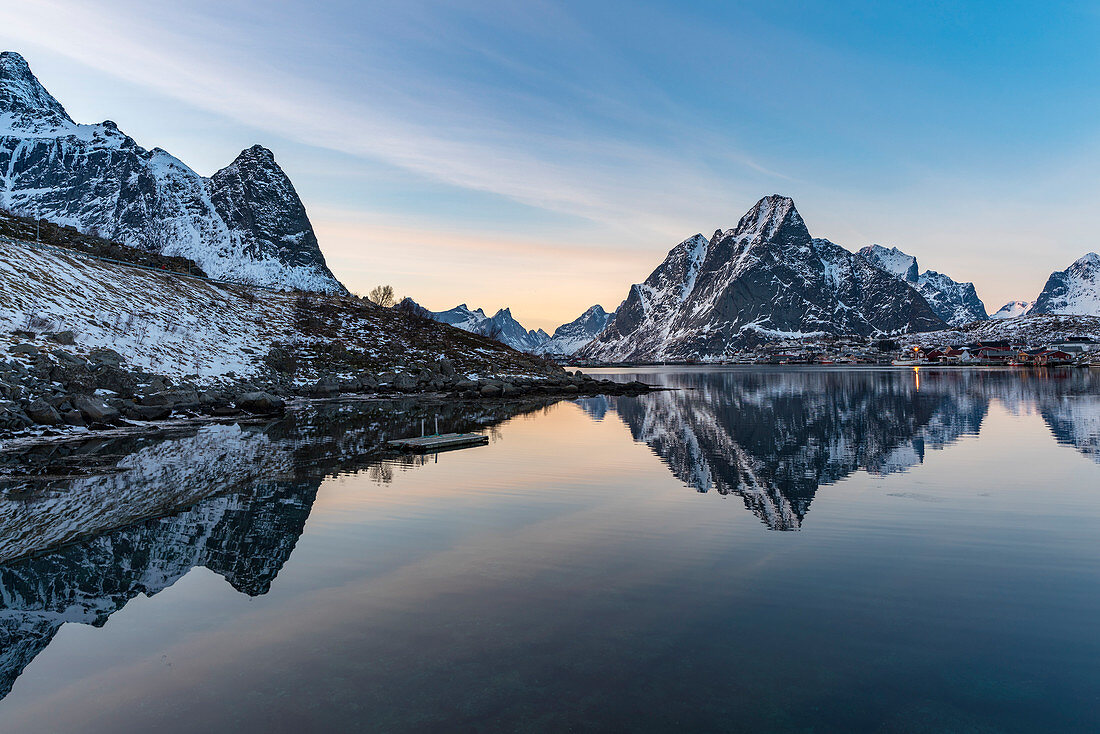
[0,51,342,292]
[399,299,613,355]
[858,244,988,325]
[6,50,1099,357]
[413,196,1100,361]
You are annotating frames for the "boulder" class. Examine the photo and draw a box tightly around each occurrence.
[236,392,286,414]
[88,348,124,368]
[51,363,96,394]
[10,343,39,356]
[62,410,85,426]
[122,403,172,421]
[339,377,362,392]
[264,346,298,374]
[46,331,76,345]
[92,366,136,397]
[25,399,61,425]
[138,392,171,406]
[0,402,33,429]
[437,357,456,377]
[310,376,341,397]
[51,350,86,366]
[393,373,417,392]
[72,395,120,424]
[199,390,234,408]
[165,390,201,410]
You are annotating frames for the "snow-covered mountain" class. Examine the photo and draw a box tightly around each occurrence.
[534,305,615,355]
[0,51,343,293]
[432,303,490,331]
[859,244,987,326]
[582,195,946,362]
[1029,253,1100,316]
[404,300,550,352]
[485,308,551,352]
[990,300,1035,319]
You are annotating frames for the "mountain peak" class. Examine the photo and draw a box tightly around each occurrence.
[234,144,277,165]
[859,244,920,283]
[728,194,810,247]
[0,51,72,130]
[1030,252,1100,316]
[990,300,1034,320]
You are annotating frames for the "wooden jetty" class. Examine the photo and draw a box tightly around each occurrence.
[388,432,489,453]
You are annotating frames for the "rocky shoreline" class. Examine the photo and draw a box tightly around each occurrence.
[0,338,656,442]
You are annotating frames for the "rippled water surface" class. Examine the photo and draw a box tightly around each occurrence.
[1,367,1099,732]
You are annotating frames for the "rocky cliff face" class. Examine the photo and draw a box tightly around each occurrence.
[583,196,946,362]
[1029,253,1100,316]
[0,51,343,292]
[859,244,988,326]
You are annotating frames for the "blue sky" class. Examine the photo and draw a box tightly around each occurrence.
[4,0,1099,330]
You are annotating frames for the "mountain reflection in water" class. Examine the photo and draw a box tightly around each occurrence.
[0,368,1098,721]
[588,367,1100,529]
[0,397,560,698]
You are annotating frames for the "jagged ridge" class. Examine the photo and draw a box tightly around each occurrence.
[583,195,947,362]
[0,51,343,293]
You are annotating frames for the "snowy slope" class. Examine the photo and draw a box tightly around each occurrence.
[904,313,1100,346]
[0,51,342,293]
[583,196,945,362]
[1029,253,1100,316]
[990,300,1035,319]
[0,424,288,564]
[534,305,615,355]
[0,237,557,380]
[859,244,988,326]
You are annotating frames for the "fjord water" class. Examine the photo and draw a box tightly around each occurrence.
[1,368,1099,733]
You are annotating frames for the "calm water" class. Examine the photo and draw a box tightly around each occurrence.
[0,367,1099,733]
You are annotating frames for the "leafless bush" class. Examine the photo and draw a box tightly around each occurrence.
[21,313,57,333]
[367,284,396,308]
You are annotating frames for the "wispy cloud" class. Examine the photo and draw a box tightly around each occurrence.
[1,0,783,241]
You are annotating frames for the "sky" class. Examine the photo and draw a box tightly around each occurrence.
[3,0,1099,331]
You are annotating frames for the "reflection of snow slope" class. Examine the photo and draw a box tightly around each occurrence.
[0,478,319,698]
[0,424,290,564]
[0,396,562,701]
